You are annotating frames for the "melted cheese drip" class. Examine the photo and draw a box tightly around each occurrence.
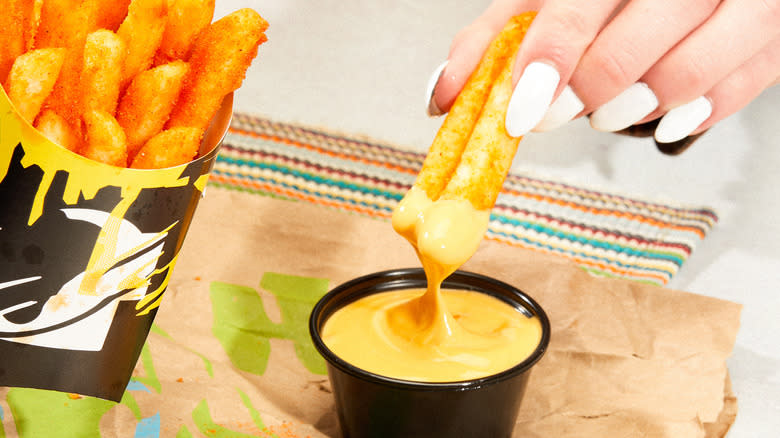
[322,186,542,381]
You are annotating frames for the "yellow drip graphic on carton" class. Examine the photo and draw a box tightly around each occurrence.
[135,253,180,316]
[0,89,195,303]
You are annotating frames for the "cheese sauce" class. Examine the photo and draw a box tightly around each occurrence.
[321,288,541,382]
[322,185,542,381]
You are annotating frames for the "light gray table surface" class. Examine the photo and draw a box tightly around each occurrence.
[221,1,779,435]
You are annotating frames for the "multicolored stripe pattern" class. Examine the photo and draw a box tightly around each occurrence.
[212,113,718,285]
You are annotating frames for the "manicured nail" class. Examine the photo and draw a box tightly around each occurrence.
[590,82,659,132]
[505,62,560,137]
[532,85,584,132]
[654,96,712,143]
[426,60,449,117]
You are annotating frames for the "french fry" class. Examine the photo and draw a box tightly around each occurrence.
[155,0,215,64]
[438,57,523,209]
[7,2,268,170]
[166,8,268,131]
[117,0,168,87]
[82,30,127,115]
[117,60,189,160]
[34,110,82,153]
[25,0,44,51]
[34,0,92,49]
[438,15,535,210]
[412,14,533,203]
[3,48,66,123]
[37,0,99,127]
[393,13,535,250]
[130,127,203,169]
[94,0,131,31]
[82,110,128,167]
[0,0,35,83]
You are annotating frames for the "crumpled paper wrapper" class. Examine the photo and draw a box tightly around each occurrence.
[2,186,739,437]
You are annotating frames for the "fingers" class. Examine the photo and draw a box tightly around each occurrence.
[584,0,722,132]
[656,36,780,142]
[429,0,779,144]
[427,0,544,115]
[572,0,721,114]
[643,0,780,111]
[504,0,625,135]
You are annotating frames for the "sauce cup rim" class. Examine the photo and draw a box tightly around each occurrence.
[309,267,551,391]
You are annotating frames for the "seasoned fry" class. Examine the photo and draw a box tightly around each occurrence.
[393,13,535,254]
[6,2,267,169]
[37,0,98,127]
[438,58,522,209]
[130,127,203,169]
[82,30,127,115]
[0,0,35,83]
[94,0,131,31]
[117,60,189,160]
[117,0,168,87]
[4,48,66,123]
[155,0,215,64]
[412,14,533,202]
[25,0,44,50]
[34,110,82,152]
[34,0,92,49]
[82,110,128,167]
[166,8,268,131]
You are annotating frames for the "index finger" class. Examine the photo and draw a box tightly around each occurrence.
[504,0,622,136]
[432,0,544,114]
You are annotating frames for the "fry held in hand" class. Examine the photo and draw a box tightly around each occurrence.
[130,127,203,169]
[117,60,189,160]
[393,13,535,265]
[167,8,268,131]
[3,48,65,124]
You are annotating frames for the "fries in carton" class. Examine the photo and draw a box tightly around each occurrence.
[0,3,267,401]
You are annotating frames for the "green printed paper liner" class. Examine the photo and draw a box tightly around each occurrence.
[0,89,232,401]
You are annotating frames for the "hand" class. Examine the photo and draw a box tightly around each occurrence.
[426,0,780,143]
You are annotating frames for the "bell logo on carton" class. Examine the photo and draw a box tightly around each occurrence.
[0,206,170,351]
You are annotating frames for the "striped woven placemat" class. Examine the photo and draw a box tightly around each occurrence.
[211,113,718,286]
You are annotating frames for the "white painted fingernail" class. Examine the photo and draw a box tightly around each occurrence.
[590,82,659,132]
[505,62,560,137]
[532,85,584,132]
[426,60,449,117]
[654,96,712,143]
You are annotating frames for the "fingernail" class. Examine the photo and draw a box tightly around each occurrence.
[505,62,560,137]
[426,60,449,117]
[532,85,584,132]
[590,82,659,132]
[654,96,712,143]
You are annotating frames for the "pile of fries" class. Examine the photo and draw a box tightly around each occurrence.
[0,0,268,169]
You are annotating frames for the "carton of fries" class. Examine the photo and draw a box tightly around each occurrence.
[0,2,267,401]
[0,88,232,401]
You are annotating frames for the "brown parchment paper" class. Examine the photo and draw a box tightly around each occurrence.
[110,186,740,437]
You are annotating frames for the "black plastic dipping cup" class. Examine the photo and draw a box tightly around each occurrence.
[309,268,551,438]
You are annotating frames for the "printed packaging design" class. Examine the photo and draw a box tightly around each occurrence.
[0,89,232,401]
